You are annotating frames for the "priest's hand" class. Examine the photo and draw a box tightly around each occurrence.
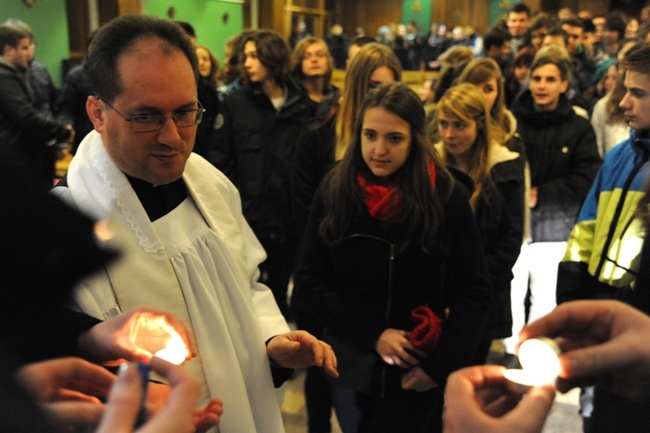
[267,330,338,378]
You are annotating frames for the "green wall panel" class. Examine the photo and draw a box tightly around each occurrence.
[403,0,432,36]
[0,0,69,86]
[144,0,244,67]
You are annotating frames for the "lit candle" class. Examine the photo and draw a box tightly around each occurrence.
[153,324,189,365]
[503,337,561,390]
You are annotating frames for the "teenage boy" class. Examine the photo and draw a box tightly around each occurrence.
[505,44,600,365]
[557,40,650,433]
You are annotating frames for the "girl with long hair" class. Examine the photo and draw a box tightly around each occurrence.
[291,41,401,433]
[457,57,515,143]
[291,36,340,122]
[294,82,492,433]
[194,45,220,158]
[292,42,402,231]
[435,83,525,364]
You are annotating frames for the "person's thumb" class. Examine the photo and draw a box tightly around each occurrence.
[504,384,555,433]
[96,364,143,433]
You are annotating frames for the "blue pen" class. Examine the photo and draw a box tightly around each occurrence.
[135,362,152,428]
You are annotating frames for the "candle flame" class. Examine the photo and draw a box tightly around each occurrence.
[154,325,189,365]
[131,315,190,365]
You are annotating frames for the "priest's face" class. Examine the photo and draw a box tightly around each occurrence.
[87,37,198,185]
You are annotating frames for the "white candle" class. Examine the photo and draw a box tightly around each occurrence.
[503,337,561,388]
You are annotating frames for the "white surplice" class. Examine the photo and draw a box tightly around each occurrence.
[52,130,290,433]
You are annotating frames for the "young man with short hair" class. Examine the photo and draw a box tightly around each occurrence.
[562,17,597,93]
[210,30,316,321]
[0,24,73,189]
[506,2,531,54]
[506,44,601,368]
[482,26,512,71]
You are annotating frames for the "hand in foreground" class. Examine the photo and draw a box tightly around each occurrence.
[375,328,424,369]
[521,299,650,400]
[97,356,221,433]
[78,306,197,366]
[443,365,555,433]
[267,330,338,378]
[401,365,438,392]
[143,383,223,433]
[18,357,116,429]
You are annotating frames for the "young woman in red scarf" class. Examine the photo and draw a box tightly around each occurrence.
[293,82,492,433]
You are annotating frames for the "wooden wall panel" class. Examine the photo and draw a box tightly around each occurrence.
[340,0,402,39]
[257,0,284,31]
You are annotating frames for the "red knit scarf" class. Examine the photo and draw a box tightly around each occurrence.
[357,161,437,224]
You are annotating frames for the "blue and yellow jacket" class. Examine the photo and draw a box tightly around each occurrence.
[557,129,650,303]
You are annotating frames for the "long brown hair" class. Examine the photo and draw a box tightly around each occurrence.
[437,83,493,208]
[335,43,402,161]
[320,82,452,252]
[291,37,333,87]
[458,58,512,140]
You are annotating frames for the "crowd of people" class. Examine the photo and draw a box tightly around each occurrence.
[3,3,650,433]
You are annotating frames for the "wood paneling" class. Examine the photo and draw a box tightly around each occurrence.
[65,0,90,59]
[258,0,284,31]
[340,0,402,39]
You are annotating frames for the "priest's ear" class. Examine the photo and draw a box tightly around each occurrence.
[86,95,106,133]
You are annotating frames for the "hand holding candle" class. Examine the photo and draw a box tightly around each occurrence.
[130,315,192,365]
[78,307,196,366]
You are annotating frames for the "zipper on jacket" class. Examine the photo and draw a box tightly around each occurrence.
[380,243,396,398]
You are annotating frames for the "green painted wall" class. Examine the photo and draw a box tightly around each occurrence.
[489,0,510,29]
[0,0,69,86]
[0,0,244,87]
[144,0,244,68]
[402,0,432,35]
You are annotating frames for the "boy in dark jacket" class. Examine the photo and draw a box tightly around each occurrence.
[210,30,315,319]
[509,44,600,349]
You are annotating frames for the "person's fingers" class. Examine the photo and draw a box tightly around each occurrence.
[193,399,223,433]
[44,401,106,427]
[559,339,630,379]
[322,344,339,378]
[20,358,116,400]
[520,300,613,343]
[138,357,199,433]
[96,364,143,433]
[53,388,102,404]
[481,392,522,417]
[502,384,555,431]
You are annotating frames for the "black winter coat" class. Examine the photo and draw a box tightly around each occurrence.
[0,59,71,188]
[511,92,601,242]
[209,79,315,238]
[58,60,94,153]
[294,177,492,392]
[194,76,220,159]
[475,155,526,338]
[292,115,336,235]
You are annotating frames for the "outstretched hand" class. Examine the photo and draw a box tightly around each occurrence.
[267,330,338,378]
